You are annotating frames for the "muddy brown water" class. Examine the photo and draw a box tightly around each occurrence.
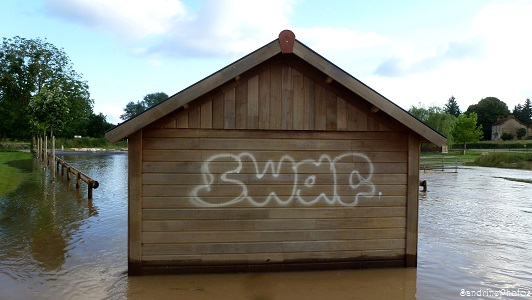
[0,153,531,299]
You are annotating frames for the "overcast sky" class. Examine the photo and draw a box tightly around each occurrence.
[1,0,531,123]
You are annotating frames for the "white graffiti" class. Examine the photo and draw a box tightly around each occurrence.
[190,152,375,207]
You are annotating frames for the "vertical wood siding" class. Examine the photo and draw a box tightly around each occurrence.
[136,61,416,271]
[153,63,403,133]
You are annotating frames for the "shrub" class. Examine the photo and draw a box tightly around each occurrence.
[501,133,514,141]
[516,128,527,140]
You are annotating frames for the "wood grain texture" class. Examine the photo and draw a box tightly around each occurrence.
[128,130,143,275]
[406,132,420,267]
[112,38,440,274]
[105,40,281,142]
[212,94,224,129]
[137,128,411,270]
[141,62,412,134]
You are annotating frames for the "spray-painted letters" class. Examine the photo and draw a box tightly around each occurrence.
[190,153,375,207]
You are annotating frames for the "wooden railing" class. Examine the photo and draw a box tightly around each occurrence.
[36,136,99,199]
[420,162,458,173]
[54,155,100,199]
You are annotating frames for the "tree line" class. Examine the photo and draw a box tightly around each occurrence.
[409,96,532,150]
[3,36,530,147]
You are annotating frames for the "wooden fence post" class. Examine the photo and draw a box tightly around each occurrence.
[88,181,93,199]
[37,137,41,160]
[52,136,56,181]
[44,135,48,168]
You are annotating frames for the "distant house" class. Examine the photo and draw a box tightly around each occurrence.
[106,30,446,275]
[492,115,531,140]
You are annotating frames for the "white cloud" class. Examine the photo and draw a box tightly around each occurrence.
[367,2,532,111]
[44,0,388,59]
[43,0,532,119]
[45,0,187,41]
[296,27,389,52]
[148,0,296,57]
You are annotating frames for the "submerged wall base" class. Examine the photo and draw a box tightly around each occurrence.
[135,256,408,276]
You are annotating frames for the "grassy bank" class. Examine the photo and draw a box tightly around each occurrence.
[421,151,481,164]
[0,137,128,151]
[55,137,127,150]
[470,152,532,170]
[0,151,33,196]
[421,150,532,170]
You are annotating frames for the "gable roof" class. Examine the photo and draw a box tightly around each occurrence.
[492,114,529,127]
[105,30,446,146]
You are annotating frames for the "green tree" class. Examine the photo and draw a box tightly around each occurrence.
[143,92,168,107]
[120,92,168,121]
[465,97,510,140]
[516,128,527,140]
[451,112,483,154]
[120,101,145,121]
[85,113,114,138]
[0,36,93,139]
[28,87,69,137]
[409,104,456,147]
[443,96,461,117]
[513,98,532,125]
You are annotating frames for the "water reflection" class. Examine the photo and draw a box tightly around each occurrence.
[1,155,531,299]
[126,268,417,300]
[0,153,128,299]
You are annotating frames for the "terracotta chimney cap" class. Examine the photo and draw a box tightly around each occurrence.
[279,30,295,53]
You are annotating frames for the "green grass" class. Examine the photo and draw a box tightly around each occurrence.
[0,151,33,196]
[421,151,482,164]
[470,152,532,170]
[54,137,127,150]
[421,150,532,170]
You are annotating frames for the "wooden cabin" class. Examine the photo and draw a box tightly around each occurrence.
[106,30,446,275]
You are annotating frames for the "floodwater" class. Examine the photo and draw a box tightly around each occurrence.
[0,153,531,300]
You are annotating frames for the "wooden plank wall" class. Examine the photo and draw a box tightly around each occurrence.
[133,60,419,272]
[153,63,398,133]
[140,129,409,268]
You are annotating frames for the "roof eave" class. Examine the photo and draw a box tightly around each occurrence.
[105,39,282,143]
[291,40,447,147]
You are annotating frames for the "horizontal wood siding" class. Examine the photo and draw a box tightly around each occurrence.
[140,129,408,267]
[148,62,405,134]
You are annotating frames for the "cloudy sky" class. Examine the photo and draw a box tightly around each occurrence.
[1,0,531,123]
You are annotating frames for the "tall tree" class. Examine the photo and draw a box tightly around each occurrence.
[120,101,145,121]
[409,104,456,147]
[465,97,509,140]
[0,36,93,139]
[451,113,483,154]
[85,113,114,138]
[513,98,532,125]
[120,92,168,121]
[28,87,69,137]
[143,92,168,108]
[443,96,461,117]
